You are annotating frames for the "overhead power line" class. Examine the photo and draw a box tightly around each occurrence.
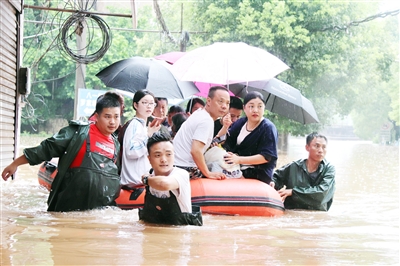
[24,20,207,34]
[316,9,400,32]
[23,4,133,18]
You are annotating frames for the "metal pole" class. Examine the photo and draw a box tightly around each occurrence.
[23,4,133,18]
[131,0,137,29]
[73,9,87,120]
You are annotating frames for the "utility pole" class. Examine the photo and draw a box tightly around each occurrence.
[179,4,189,52]
[131,0,137,29]
[73,18,87,120]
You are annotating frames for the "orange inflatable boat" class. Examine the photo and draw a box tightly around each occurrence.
[38,161,285,217]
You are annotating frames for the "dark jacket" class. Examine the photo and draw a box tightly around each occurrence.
[224,117,278,184]
[24,120,120,211]
[272,159,336,211]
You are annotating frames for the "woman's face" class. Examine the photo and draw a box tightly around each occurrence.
[167,111,177,126]
[244,97,265,123]
[134,95,156,119]
[191,102,204,114]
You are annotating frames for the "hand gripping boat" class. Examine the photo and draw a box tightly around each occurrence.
[38,160,285,217]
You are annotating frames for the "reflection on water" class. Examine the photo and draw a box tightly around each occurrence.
[1,137,399,265]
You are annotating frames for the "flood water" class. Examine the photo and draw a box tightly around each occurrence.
[1,136,399,265]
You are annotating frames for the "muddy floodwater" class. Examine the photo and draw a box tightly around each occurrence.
[1,136,399,265]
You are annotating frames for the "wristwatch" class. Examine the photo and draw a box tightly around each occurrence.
[142,175,149,186]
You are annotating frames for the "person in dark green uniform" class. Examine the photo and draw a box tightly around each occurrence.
[2,92,122,212]
[270,132,336,211]
[139,132,202,226]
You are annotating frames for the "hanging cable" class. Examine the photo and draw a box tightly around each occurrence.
[153,0,178,45]
[65,0,97,12]
[313,9,400,32]
[57,12,111,64]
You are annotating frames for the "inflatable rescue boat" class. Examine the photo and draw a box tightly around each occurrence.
[38,161,285,217]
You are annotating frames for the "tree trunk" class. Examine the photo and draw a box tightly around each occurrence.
[278,132,289,152]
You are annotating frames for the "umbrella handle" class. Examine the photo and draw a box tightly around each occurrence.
[188,95,194,113]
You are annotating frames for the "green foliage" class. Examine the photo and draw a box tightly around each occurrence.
[21,130,51,138]
[22,3,76,127]
[186,0,398,139]
[21,0,399,141]
[21,2,190,133]
[22,3,140,131]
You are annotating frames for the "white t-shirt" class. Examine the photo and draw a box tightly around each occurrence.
[173,109,214,167]
[120,117,151,186]
[149,167,192,213]
[237,120,265,170]
[237,119,264,145]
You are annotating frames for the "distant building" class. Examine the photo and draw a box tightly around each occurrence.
[321,116,359,140]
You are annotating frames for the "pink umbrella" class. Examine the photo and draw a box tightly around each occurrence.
[194,82,234,97]
[154,51,234,97]
[154,51,185,64]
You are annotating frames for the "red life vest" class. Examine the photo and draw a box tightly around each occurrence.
[70,124,115,168]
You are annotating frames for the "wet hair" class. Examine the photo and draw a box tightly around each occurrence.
[105,91,124,110]
[91,91,124,117]
[185,98,205,114]
[243,91,264,106]
[147,131,172,152]
[156,97,168,106]
[171,112,189,136]
[95,92,122,114]
[132,90,155,111]
[230,96,243,110]
[168,105,184,115]
[208,86,229,99]
[306,132,328,145]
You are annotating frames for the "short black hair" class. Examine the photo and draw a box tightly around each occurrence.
[168,105,184,114]
[147,131,172,152]
[105,91,124,110]
[306,132,328,145]
[171,112,188,136]
[230,96,243,110]
[185,98,205,114]
[156,97,168,106]
[243,91,264,106]
[95,92,121,114]
[208,86,229,99]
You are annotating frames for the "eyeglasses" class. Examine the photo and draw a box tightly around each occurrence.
[140,101,156,107]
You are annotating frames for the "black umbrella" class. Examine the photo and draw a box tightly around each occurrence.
[229,78,319,124]
[96,56,199,99]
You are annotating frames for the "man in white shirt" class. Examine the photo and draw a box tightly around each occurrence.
[173,86,231,180]
[138,132,202,226]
